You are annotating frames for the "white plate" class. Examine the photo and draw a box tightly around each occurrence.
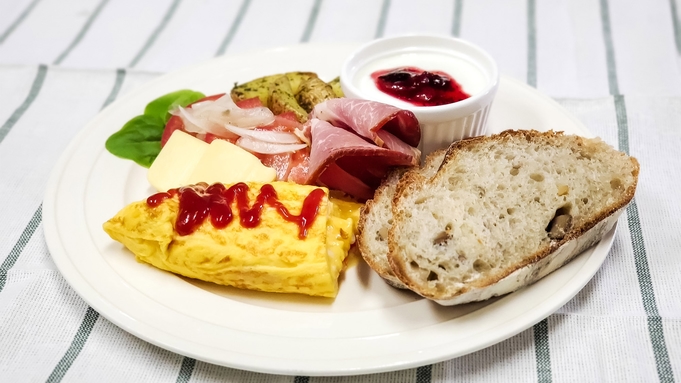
[43,43,614,376]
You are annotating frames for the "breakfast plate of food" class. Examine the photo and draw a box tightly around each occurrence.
[43,39,639,376]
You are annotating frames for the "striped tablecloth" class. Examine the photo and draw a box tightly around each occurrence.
[1,0,680,382]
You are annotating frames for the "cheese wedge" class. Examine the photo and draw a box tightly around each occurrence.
[186,139,276,186]
[148,130,208,192]
[148,131,276,192]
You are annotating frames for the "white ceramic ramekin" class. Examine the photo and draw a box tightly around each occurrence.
[340,34,499,156]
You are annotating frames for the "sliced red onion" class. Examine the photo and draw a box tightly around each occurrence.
[171,94,275,136]
[237,136,307,154]
[293,127,310,146]
[174,106,218,134]
[224,124,302,144]
[204,94,274,127]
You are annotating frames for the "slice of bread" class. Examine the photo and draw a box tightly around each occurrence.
[357,150,446,288]
[388,130,639,305]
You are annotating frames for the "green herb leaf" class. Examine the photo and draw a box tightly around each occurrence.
[144,89,206,123]
[105,115,165,168]
[105,89,206,167]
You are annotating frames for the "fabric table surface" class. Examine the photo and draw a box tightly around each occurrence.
[1,0,680,382]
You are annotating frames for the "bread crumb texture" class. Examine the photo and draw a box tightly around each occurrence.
[389,130,639,300]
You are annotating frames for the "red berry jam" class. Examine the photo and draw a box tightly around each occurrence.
[371,66,470,107]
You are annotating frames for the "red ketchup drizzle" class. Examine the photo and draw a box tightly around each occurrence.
[371,66,470,107]
[146,183,325,239]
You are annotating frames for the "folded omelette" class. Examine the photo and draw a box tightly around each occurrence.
[103,181,361,298]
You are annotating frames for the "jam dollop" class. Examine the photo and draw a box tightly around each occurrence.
[146,183,325,239]
[371,66,470,107]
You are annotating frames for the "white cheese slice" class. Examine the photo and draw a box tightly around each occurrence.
[186,139,277,186]
[147,130,208,192]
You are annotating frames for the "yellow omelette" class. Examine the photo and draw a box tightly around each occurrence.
[103,182,361,298]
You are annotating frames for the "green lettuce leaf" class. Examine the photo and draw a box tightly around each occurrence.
[105,89,206,168]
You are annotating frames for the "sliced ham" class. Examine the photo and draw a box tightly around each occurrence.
[317,163,376,201]
[376,130,421,160]
[289,119,419,198]
[310,98,421,147]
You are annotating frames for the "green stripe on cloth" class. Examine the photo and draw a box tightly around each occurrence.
[527,2,550,380]
[526,0,537,87]
[670,0,681,54]
[300,0,322,42]
[416,365,432,383]
[533,319,552,383]
[175,357,196,383]
[53,0,110,65]
[102,69,126,109]
[451,0,463,37]
[0,205,42,293]
[45,308,100,383]
[0,64,47,145]
[600,0,676,378]
[599,0,619,95]
[293,376,309,383]
[614,98,675,382]
[215,0,251,56]
[0,0,43,44]
[375,0,391,38]
[129,0,182,67]
[43,68,127,381]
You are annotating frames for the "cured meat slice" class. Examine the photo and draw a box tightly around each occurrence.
[317,163,375,201]
[376,130,421,160]
[310,99,421,147]
[293,119,418,198]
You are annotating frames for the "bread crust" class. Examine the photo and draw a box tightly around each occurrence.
[357,150,447,288]
[357,169,409,288]
[387,129,639,303]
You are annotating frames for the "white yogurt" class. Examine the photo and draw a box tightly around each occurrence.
[340,35,500,156]
[353,50,489,108]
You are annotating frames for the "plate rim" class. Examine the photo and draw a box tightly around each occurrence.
[43,43,614,376]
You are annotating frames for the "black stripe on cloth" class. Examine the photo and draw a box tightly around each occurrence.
[670,0,681,54]
[600,1,676,381]
[613,96,675,382]
[214,0,251,56]
[129,0,182,67]
[0,205,42,293]
[0,64,47,145]
[526,0,537,87]
[0,0,43,44]
[375,0,391,38]
[533,319,552,383]
[45,308,100,383]
[293,376,309,383]
[300,0,322,43]
[175,357,196,383]
[451,0,463,37]
[416,365,432,383]
[44,68,127,381]
[53,0,110,65]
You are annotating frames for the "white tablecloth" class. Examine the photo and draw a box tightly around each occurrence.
[1,0,679,382]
